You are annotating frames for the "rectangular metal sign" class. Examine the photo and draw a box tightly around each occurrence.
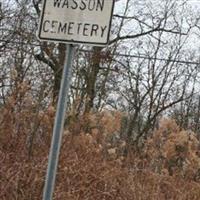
[38,0,115,45]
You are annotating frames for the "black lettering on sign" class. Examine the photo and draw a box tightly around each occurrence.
[54,0,62,7]
[51,20,58,33]
[96,0,104,11]
[68,22,74,35]
[101,26,107,37]
[43,20,50,32]
[83,23,90,36]
[88,0,95,11]
[71,0,78,9]
[91,24,99,36]
[62,0,69,8]
[53,0,105,11]
[58,22,67,33]
[77,23,82,34]
[41,19,108,40]
[79,0,86,10]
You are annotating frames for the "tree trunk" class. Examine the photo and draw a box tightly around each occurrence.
[84,47,102,113]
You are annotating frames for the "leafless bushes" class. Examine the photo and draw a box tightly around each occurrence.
[1,107,200,199]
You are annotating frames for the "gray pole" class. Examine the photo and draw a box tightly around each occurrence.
[43,44,74,200]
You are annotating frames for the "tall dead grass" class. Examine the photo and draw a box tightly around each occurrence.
[1,99,200,199]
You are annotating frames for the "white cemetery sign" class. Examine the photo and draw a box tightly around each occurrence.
[38,0,115,45]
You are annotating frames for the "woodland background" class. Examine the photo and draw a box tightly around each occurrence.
[1,0,200,199]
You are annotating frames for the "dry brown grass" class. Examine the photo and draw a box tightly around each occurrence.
[1,101,200,200]
[145,118,200,181]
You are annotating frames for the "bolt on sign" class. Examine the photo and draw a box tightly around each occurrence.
[38,0,115,45]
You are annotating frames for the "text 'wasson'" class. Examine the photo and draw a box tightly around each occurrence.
[53,0,105,11]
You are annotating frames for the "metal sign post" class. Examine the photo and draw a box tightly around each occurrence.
[37,1,115,199]
[43,44,74,200]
